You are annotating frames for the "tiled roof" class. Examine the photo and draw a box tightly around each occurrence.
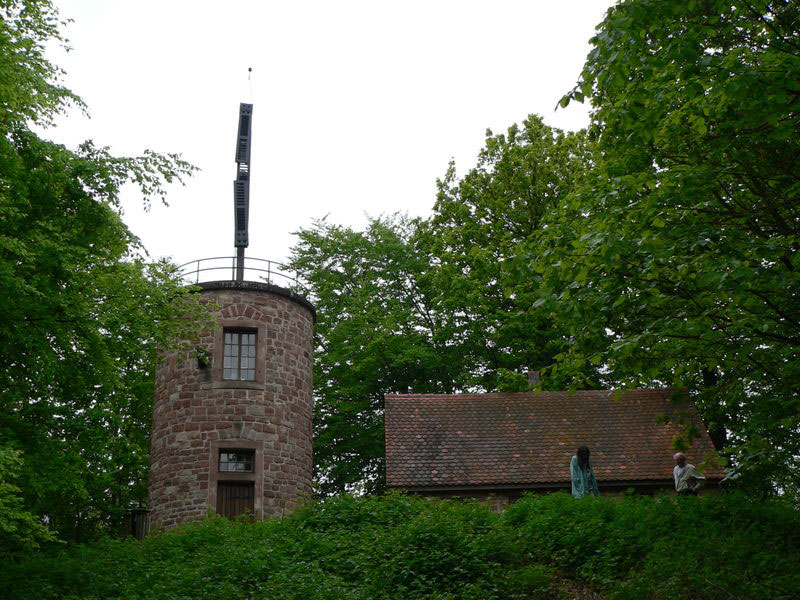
[385,388,723,489]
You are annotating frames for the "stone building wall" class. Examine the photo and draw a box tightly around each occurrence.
[147,281,314,530]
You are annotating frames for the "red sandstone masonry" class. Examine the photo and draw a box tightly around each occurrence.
[148,282,314,530]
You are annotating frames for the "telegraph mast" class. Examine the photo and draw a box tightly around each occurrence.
[233,102,252,281]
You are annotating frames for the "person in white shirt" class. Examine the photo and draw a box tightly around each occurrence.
[673,452,705,495]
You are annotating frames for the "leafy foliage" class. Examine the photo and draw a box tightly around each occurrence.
[0,446,55,552]
[292,118,604,494]
[0,0,82,127]
[506,492,800,599]
[428,115,599,391]
[2,493,798,599]
[0,0,208,543]
[539,0,800,493]
[290,216,470,495]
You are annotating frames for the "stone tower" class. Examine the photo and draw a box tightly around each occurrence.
[147,102,315,529]
[147,279,314,529]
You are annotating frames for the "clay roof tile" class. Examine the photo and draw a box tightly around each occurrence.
[384,388,723,488]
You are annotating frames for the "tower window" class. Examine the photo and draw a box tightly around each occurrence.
[219,450,255,472]
[223,328,256,380]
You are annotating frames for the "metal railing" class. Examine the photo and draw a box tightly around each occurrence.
[177,256,308,294]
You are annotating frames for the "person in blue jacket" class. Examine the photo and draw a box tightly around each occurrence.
[571,445,600,498]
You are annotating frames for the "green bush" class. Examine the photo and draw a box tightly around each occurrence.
[3,493,798,600]
[504,492,800,599]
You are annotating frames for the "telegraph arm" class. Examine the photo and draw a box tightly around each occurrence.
[233,99,252,281]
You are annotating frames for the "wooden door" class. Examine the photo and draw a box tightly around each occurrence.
[216,481,255,519]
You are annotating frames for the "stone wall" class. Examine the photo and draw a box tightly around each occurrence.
[147,281,314,530]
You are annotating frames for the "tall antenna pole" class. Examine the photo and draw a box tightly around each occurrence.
[233,101,252,281]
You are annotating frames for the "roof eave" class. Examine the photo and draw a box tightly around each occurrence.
[387,478,721,493]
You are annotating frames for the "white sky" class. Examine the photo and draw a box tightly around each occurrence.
[47,0,614,267]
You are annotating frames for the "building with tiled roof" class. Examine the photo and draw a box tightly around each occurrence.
[384,388,723,502]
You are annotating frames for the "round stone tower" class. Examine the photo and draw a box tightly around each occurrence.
[147,278,314,530]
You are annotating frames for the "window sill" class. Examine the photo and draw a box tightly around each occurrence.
[213,380,264,390]
[216,471,257,482]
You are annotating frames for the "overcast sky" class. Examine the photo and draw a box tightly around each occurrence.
[47,0,615,267]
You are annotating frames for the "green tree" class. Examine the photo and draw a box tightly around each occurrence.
[290,216,470,495]
[0,446,54,552]
[429,115,598,391]
[547,0,800,493]
[291,119,601,493]
[0,0,207,542]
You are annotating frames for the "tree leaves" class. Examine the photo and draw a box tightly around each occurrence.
[0,0,208,542]
[427,115,600,392]
[291,118,603,493]
[539,0,800,495]
[290,215,467,495]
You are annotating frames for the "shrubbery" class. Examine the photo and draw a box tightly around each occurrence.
[505,492,800,599]
[3,492,798,600]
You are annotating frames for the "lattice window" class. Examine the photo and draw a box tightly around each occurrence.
[219,450,255,473]
[223,328,256,380]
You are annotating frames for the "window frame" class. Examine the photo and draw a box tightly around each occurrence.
[208,441,263,519]
[222,328,257,382]
[216,481,255,520]
[218,449,255,473]
[212,320,266,389]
